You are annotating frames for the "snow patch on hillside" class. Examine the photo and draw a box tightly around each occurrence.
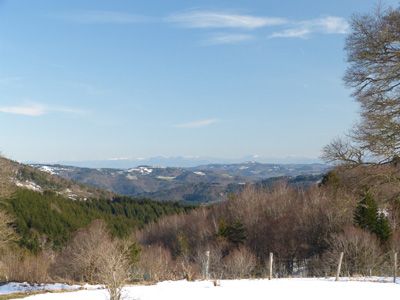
[128,167,153,175]
[61,188,78,200]
[157,176,175,181]
[38,166,56,175]
[32,165,70,175]
[15,180,42,192]
[193,171,206,176]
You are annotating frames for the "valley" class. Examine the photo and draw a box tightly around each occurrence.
[31,162,329,202]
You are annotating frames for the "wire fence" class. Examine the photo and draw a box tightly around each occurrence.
[257,252,398,282]
[198,251,399,282]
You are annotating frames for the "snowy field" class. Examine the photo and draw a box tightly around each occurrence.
[4,278,399,300]
[0,282,81,295]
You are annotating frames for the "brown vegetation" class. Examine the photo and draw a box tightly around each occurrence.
[135,179,399,279]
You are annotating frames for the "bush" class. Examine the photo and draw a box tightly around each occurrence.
[1,249,53,283]
[322,226,386,276]
[52,220,132,300]
[222,246,257,279]
[133,244,174,281]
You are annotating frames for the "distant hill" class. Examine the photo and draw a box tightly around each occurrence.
[31,162,329,203]
[0,156,113,200]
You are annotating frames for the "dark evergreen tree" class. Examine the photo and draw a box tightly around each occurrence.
[354,192,379,231]
[375,212,391,242]
[218,219,246,245]
[354,192,391,242]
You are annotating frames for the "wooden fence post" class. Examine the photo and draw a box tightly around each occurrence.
[269,252,273,280]
[394,252,398,284]
[205,250,210,280]
[335,252,344,282]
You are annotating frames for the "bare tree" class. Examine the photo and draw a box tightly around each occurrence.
[321,137,365,164]
[53,220,132,300]
[346,6,400,161]
[323,6,400,164]
[97,240,131,300]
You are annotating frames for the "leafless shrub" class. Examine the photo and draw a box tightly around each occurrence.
[52,220,132,300]
[52,220,110,282]
[97,240,131,300]
[222,246,257,279]
[322,226,386,276]
[1,249,53,283]
[175,256,199,281]
[134,244,174,282]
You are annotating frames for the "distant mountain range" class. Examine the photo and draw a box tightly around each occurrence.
[32,156,323,169]
[31,162,330,203]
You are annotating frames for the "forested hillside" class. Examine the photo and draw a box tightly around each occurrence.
[0,156,192,255]
[1,189,190,252]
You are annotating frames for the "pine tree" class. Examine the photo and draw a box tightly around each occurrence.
[218,219,246,245]
[375,212,391,242]
[354,192,391,242]
[354,192,378,231]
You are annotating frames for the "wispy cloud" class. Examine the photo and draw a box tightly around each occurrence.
[270,16,349,39]
[174,118,219,128]
[167,11,287,29]
[0,104,46,116]
[56,10,151,24]
[314,16,349,34]
[270,28,311,39]
[0,103,85,117]
[204,33,254,45]
[52,9,348,43]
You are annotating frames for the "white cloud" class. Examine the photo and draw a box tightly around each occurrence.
[204,33,254,45]
[174,118,219,128]
[270,16,349,39]
[0,104,46,116]
[0,103,84,117]
[57,10,150,24]
[314,16,349,34]
[167,11,287,29]
[270,28,310,39]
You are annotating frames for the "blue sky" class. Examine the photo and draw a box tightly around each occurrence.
[0,0,397,163]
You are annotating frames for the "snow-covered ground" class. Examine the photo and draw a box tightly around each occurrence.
[0,282,81,295]
[9,278,400,300]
